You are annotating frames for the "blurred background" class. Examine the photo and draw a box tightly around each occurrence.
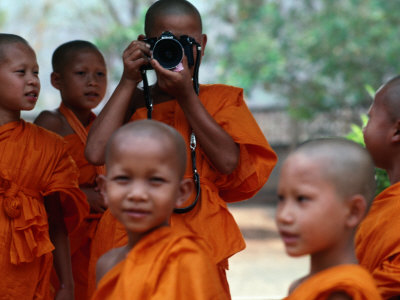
[1,0,399,298]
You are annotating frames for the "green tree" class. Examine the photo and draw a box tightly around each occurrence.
[211,0,400,120]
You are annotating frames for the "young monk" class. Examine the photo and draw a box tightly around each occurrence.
[84,1,277,296]
[92,119,229,299]
[0,34,89,299]
[276,138,382,300]
[34,40,107,299]
[356,75,400,299]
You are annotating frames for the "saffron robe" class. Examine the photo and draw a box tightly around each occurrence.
[356,182,400,299]
[0,120,88,299]
[92,227,229,300]
[56,104,105,300]
[88,84,278,296]
[285,265,382,300]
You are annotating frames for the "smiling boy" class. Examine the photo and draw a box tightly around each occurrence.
[92,120,228,299]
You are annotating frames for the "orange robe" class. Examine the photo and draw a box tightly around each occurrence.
[92,227,229,300]
[0,120,88,299]
[55,104,105,300]
[285,265,382,300]
[356,182,400,299]
[88,84,278,296]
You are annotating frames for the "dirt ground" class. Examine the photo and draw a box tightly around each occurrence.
[226,203,309,300]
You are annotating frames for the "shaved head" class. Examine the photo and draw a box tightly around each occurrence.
[0,34,29,63]
[375,75,400,121]
[291,138,376,205]
[144,0,202,36]
[52,40,102,73]
[106,120,187,177]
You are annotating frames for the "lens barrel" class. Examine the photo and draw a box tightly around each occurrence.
[152,37,183,70]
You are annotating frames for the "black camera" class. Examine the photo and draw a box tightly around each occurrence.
[142,31,197,70]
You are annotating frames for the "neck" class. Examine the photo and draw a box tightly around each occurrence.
[309,236,357,276]
[386,164,400,185]
[0,110,21,126]
[62,103,92,127]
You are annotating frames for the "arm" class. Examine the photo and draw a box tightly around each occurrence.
[45,193,74,300]
[85,41,151,165]
[151,57,240,174]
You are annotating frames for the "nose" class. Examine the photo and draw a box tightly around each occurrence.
[27,73,40,87]
[87,73,99,86]
[276,199,294,225]
[126,181,148,202]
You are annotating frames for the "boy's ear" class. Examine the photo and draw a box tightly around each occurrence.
[175,178,194,208]
[50,72,61,90]
[200,34,207,58]
[96,175,109,207]
[391,120,400,143]
[345,195,367,228]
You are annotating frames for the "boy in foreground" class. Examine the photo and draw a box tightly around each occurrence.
[356,76,400,299]
[92,120,228,299]
[276,138,382,299]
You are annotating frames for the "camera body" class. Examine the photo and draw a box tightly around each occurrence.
[142,31,197,70]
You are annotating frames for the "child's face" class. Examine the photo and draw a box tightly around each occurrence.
[0,42,40,112]
[147,13,206,70]
[363,94,394,169]
[101,135,185,237]
[53,49,106,111]
[276,154,349,258]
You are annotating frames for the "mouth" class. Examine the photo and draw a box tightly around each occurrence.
[123,208,150,219]
[25,91,38,102]
[279,230,299,245]
[84,92,99,98]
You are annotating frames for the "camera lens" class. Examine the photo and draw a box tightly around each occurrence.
[153,38,183,69]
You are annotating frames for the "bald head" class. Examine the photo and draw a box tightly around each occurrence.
[0,34,29,63]
[106,120,187,177]
[375,75,400,121]
[145,0,202,36]
[292,138,376,206]
[52,40,102,73]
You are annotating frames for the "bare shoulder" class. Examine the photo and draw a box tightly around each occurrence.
[96,246,129,284]
[34,110,71,136]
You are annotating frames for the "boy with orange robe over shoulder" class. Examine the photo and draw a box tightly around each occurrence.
[356,76,400,299]
[276,138,382,300]
[85,1,277,297]
[92,120,229,300]
[0,33,88,300]
[34,40,107,300]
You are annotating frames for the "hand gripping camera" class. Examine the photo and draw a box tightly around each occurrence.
[143,31,198,70]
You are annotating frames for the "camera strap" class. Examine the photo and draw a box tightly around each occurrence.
[140,42,202,214]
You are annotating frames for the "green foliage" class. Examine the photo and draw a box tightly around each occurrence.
[345,114,390,195]
[211,0,400,119]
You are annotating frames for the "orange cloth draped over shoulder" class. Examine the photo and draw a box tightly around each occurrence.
[356,182,400,299]
[87,84,278,297]
[0,120,88,299]
[92,227,230,300]
[56,103,105,300]
[284,265,382,300]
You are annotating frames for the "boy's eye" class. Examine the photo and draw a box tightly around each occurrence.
[76,71,85,75]
[97,72,105,77]
[112,176,130,183]
[16,70,25,74]
[150,177,166,184]
[297,195,309,202]
[277,194,284,202]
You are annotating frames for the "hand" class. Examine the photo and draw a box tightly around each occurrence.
[121,40,152,84]
[150,55,195,101]
[84,186,107,213]
[55,285,74,300]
